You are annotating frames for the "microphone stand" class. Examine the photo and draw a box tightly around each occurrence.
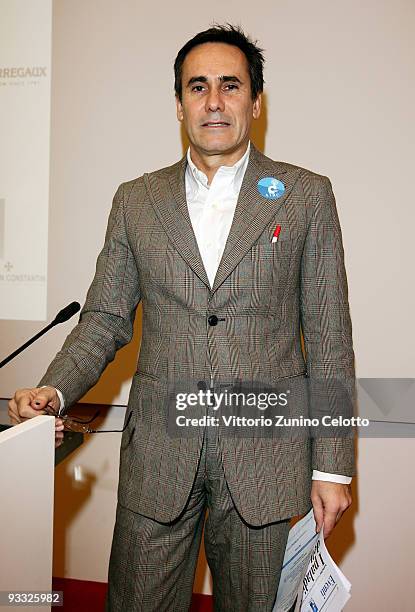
[0,302,81,369]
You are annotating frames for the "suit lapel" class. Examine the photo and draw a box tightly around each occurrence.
[211,144,301,293]
[144,143,301,294]
[144,156,211,288]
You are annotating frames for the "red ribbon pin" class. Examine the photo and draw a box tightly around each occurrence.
[272,224,281,243]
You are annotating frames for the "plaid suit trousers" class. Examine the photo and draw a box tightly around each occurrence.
[105,422,291,612]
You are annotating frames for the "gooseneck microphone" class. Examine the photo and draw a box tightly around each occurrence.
[51,301,80,325]
[0,301,81,368]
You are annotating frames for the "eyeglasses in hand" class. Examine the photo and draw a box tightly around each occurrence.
[43,404,133,434]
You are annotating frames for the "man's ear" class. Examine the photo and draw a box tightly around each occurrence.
[252,93,262,120]
[176,95,184,122]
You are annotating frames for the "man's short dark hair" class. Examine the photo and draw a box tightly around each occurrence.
[174,24,265,102]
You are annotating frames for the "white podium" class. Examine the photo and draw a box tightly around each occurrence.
[0,416,55,611]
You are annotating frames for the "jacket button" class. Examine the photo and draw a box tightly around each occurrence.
[208,315,219,326]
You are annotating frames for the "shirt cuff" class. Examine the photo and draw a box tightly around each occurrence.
[312,470,352,485]
[40,385,65,416]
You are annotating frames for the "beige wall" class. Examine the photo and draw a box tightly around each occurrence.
[1,0,414,609]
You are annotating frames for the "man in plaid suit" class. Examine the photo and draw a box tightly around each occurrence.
[9,24,356,611]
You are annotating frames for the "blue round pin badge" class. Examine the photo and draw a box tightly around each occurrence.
[257,177,285,200]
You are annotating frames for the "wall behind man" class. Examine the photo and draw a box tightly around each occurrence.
[1,0,414,609]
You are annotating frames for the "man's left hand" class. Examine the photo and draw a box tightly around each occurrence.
[311,481,352,539]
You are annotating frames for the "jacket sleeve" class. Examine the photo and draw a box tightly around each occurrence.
[37,183,141,412]
[300,175,356,476]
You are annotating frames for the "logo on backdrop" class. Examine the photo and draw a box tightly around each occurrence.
[0,67,47,79]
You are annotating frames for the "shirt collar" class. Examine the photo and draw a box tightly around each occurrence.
[186,141,251,194]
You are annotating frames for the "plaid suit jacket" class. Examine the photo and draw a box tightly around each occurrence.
[38,143,356,525]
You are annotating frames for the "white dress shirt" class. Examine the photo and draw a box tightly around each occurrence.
[185,141,351,486]
[51,142,352,485]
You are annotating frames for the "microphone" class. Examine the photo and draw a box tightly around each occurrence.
[0,301,81,369]
[52,301,81,324]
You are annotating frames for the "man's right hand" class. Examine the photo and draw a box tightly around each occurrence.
[8,387,64,432]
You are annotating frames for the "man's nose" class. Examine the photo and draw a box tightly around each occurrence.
[205,88,225,113]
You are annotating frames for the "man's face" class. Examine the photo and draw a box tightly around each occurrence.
[176,42,261,158]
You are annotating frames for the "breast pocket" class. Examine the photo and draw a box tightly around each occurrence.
[249,235,292,276]
[245,228,296,315]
